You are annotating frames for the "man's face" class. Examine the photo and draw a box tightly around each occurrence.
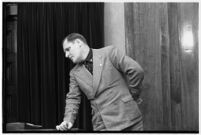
[63,39,83,63]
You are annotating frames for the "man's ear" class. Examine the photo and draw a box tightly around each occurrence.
[75,39,82,47]
[75,39,81,44]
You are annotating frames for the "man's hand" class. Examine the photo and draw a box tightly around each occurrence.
[56,121,73,131]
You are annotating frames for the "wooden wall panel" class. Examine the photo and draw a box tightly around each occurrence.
[177,3,199,130]
[168,3,183,130]
[124,3,198,131]
[159,4,172,130]
[125,3,165,130]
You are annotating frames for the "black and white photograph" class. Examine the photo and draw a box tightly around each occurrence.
[2,1,199,133]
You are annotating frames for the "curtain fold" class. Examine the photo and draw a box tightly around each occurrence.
[17,3,104,130]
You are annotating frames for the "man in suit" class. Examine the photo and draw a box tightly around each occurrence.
[56,33,144,131]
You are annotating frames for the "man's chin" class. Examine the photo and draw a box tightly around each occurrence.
[73,60,82,64]
[72,60,78,64]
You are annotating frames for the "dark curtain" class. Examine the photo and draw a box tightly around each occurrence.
[17,3,104,130]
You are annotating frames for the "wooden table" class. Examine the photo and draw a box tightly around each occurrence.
[5,122,81,133]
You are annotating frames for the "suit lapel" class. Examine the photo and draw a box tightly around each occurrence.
[74,64,93,87]
[73,49,103,99]
[93,49,103,97]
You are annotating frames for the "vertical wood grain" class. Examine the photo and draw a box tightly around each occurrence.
[124,3,198,131]
[125,3,164,130]
[159,4,172,130]
[177,3,199,130]
[124,3,134,58]
[168,3,183,130]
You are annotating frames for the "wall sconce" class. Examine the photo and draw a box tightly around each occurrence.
[181,24,194,53]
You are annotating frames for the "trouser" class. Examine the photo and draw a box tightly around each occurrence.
[93,120,143,131]
[122,120,143,131]
[92,107,143,131]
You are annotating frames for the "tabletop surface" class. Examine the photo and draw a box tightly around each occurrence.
[5,122,81,132]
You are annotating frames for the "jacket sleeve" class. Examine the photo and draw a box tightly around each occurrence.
[108,46,144,100]
[63,70,81,125]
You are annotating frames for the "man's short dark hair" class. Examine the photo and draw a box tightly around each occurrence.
[63,33,87,45]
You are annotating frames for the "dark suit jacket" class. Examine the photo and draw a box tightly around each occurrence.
[63,46,144,131]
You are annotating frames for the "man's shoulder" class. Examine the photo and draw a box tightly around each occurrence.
[94,45,116,54]
[100,45,115,50]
